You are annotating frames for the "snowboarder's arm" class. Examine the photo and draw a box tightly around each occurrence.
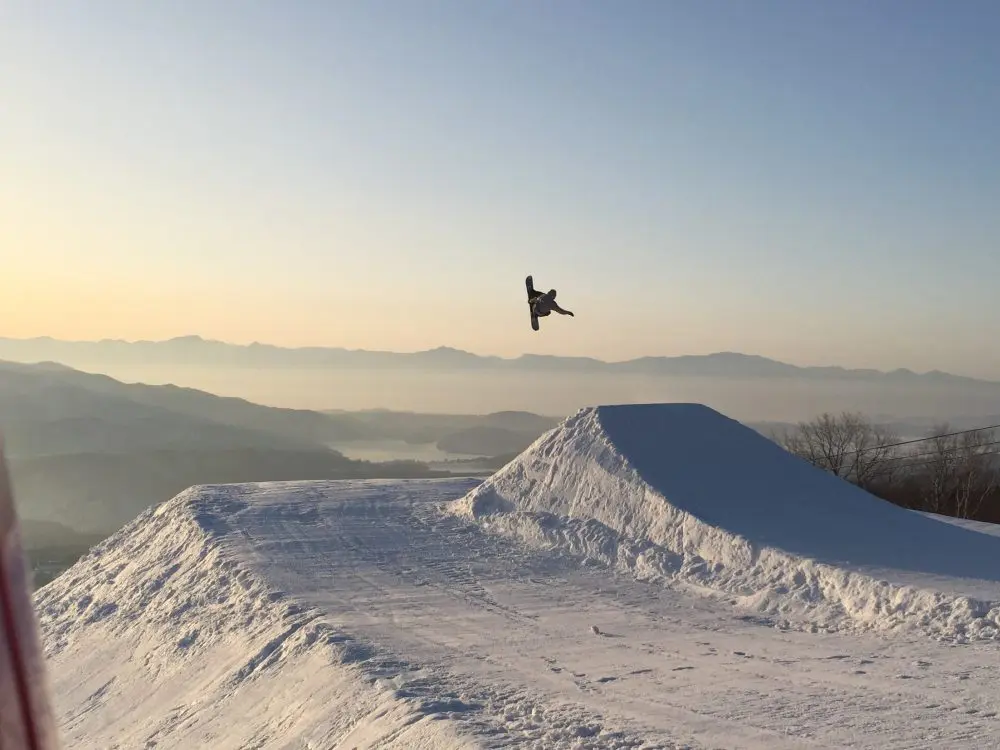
[551,302,574,316]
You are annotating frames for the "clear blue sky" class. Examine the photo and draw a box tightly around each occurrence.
[4,1,1000,376]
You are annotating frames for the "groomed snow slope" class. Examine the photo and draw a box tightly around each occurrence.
[39,478,694,750]
[451,403,1000,641]
[36,474,1000,748]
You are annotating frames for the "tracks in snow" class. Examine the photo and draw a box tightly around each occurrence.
[43,479,1000,749]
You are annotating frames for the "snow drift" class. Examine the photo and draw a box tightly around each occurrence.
[449,403,1000,640]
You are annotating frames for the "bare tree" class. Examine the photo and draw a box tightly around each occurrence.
[779,412,854,477]
[777,413,1000,520]
[914,424,999,518]
[955,428,999,518]
[918,425,960,514]
[778,411,900,489]
[849,418,902,490]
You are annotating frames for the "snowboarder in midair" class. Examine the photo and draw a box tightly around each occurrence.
[526,275,574,331]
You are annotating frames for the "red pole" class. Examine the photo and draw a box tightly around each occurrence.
[0,438,61,749]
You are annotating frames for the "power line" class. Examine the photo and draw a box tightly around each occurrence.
[876,438,1000,465]
[874,448,1000,475]
[802,447,1000,480]
[798,441,1000,474]
[777,420,1000,504]
[827,422,1000,456]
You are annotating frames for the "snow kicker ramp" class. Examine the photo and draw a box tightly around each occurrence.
[39,478,702,750]
[451,403,1000,640]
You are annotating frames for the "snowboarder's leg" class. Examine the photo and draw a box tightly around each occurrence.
[527,276,542,330]
[550,301,574,316]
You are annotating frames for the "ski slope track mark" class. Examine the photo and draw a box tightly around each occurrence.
[450,403,1000,642]
[36,479,694,749]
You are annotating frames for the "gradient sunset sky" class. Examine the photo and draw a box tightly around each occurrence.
[4,1,1000,375]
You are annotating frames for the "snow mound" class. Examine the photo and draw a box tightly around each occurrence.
[37,478,685,749]
[35,482,488,750]
[449,403,1000,641]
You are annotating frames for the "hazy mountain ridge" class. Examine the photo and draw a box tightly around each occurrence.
[0,360,553,540]
[0,365,318,459]
[0,335,992,384]
[0,360,358,458]
[0,361,369,452]
[0,358,563,463]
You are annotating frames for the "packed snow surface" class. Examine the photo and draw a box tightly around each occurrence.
[453,403,1000,640]
[34,402,1000,748]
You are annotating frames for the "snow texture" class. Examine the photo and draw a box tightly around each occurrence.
[33,402,1000,749]
[452,403,1000,641]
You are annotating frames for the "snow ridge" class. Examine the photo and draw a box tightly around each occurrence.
[37,479,682,749]
[35,485,480,749]
[449,403,1000,641]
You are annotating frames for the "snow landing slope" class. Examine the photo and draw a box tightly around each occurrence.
[451,403,1000,641]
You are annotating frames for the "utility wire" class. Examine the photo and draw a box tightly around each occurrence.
[797,422,1000,457]
[899,449,1000,473]
[874,438,1000,465]
[802,448,1000,480]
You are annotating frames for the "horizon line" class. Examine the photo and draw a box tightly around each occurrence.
[0,333,983,382]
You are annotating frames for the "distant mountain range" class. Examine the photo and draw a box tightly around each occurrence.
[0,358,561,536]
[0,359,362,458]
[0,335,994,385]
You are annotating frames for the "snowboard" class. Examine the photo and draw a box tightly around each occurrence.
[526,275,539,331]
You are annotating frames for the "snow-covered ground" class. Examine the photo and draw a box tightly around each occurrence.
[454,404,1000,641]
[34,403,1000,748]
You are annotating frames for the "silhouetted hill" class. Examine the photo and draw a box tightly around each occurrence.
[0,360,457,539]
[0,358,563,464]
[0,359,370,459]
